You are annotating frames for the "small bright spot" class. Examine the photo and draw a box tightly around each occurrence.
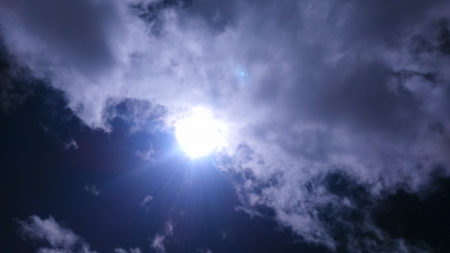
[175,108,227,159]
[234,65,249,84]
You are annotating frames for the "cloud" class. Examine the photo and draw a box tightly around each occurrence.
[196,249,213,253]
[18,215,97,253]
[84,185,100,196]
[3,0,450,251]
[114,248,142,253]
[18,215,142,253]
[150,219,175,253]
[164,220,174,236]
[64,139,79,150]
[220,229,230,241]
[39,122,78,150]
[150,234,165,253]
[141,195,154,206]
[135,149,154,161]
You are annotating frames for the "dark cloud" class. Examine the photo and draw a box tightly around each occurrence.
[0,0,121,75]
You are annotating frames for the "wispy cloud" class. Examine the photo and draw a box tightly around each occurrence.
[135,149,154,161]
[18,215,143,253]
[196,249,213,253]
[84,185,100,196]
[18,215,97,253]
[141,195,154,206]
[220,229,229,241]
[114,248,142,253]
[150,219,175,253]
[39,121,78,150]
[164,220,174,236]
[64,139,79,150]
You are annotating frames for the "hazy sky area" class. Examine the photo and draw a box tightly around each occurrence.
[1,0,450,252]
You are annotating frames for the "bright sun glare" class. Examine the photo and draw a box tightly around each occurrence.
[175,108,227,159]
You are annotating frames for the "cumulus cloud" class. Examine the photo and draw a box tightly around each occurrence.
[3,0,450,251]
[18,215,97,253]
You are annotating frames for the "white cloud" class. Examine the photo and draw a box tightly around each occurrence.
[19,216,142,253]
[38,249,72,253]
[150,234,165,253]
[150,219,175,253]
[4,0,450,251]
[18,216,97,253]
[141,195,154,206]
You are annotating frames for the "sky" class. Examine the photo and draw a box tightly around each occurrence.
[1,0,450,252]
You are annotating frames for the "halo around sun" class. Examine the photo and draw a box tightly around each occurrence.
[174,107,227,159]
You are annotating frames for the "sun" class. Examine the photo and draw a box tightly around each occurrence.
[174,107,227,159]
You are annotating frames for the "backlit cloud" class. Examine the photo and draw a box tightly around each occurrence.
[3,0,450,251]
